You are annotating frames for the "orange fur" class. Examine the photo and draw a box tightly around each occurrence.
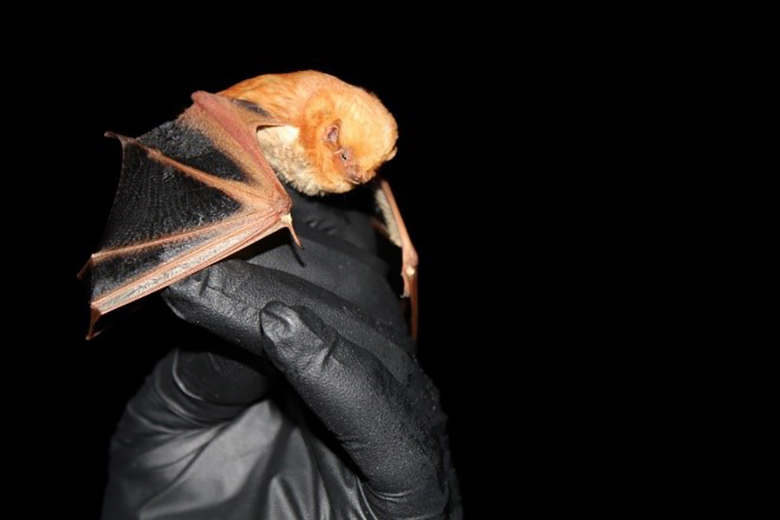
[221,71,398,195]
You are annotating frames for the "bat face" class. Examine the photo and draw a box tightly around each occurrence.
[222,71,398,196]
[300,87,398,194]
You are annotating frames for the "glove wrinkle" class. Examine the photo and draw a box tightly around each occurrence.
[174,346,276,406]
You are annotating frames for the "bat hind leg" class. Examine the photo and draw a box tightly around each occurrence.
[373,179,419,340]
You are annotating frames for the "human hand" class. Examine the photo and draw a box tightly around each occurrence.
[101,191,461,519]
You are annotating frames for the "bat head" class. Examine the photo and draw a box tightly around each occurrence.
[297,81,398,194]
[224,71,398,196]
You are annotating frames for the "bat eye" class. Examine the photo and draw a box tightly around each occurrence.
[339,149,351,162]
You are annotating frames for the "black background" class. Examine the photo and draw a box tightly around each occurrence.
[55,22,776,518]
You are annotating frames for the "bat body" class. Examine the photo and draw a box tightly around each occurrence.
[83,71,417,338]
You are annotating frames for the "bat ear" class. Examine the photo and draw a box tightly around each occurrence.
[323,119,342,150]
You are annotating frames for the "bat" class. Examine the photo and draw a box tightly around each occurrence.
[82,71,418,339]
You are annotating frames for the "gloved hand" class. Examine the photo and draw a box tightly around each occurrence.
[101,189,462,519]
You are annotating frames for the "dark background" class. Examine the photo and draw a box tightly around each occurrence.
[56,23,776,518]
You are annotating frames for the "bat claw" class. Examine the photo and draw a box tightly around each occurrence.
[281,213,302,248]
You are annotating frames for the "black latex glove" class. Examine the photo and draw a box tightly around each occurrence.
[101,190,462,519]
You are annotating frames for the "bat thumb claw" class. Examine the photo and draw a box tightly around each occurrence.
[281,213,302,249]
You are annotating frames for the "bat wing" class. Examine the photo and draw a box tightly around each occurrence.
[83,92,298,338]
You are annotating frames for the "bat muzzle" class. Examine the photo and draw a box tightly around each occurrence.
[346,168,375,186]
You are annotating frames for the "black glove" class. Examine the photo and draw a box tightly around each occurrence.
[101,190,462,519]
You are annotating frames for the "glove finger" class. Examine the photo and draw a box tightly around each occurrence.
[260,302,449,518]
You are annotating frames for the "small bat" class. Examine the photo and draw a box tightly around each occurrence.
[82,71,418,339]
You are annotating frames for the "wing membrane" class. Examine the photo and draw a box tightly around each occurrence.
[84,92,297,338]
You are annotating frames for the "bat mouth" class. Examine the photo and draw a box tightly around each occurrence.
[346,169,375,186]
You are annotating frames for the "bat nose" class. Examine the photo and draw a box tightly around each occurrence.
[346,167,375,186]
